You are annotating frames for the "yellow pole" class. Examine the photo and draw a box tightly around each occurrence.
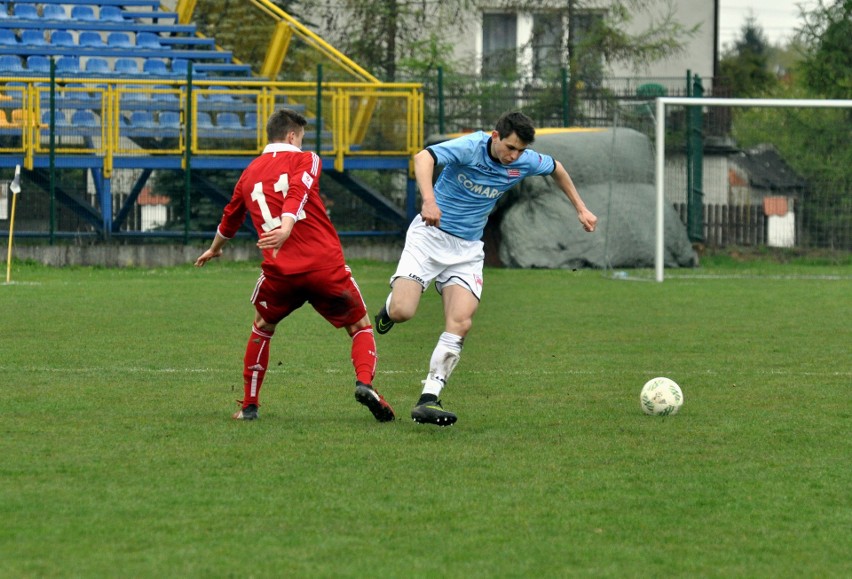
[5,165,20,284]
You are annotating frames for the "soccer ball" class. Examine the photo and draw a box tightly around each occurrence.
[640,377,683,416]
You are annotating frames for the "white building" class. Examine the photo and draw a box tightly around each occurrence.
[448,0,718,93]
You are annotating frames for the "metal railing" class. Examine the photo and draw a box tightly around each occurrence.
[0,75,424,175]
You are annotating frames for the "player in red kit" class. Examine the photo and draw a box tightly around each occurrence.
[195,108,395,422]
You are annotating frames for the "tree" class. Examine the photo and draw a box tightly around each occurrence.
[313,0,474,82]
[795,0,852,99]
[730,1,852,249]
[718,15,779,97]
[314,0,696,81]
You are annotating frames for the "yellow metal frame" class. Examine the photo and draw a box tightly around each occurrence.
[177,0,391,148]
[0,78,424,174]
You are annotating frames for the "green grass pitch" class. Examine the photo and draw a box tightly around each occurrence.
[1,257,850,577]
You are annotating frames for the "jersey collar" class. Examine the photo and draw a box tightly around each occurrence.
[485,136,500,164]
[262,142,302,155]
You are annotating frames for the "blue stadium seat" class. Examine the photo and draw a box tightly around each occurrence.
[79,32,105,49]
[107,32,133,49]
[212,86,236,98]
[70,5,96,22]
[159,111,180,129]
[216,112,242,129]
[0,29,17,47]
[152,85,180,105]
[26,55,51,74]
[43,5,69,21]
[143,59,168,76]
[71,110,98,127]
[22,30,48,47]
[131,110,155,128]
[244,112,257,129]
[114,58,140,75]
[170,58,189,75]
[99,6,125,23]
[14,4,39,20]
[51,31,76,48]
[0,55,23,73]
[121,86,150,106]
[41,110,71,128]
[85,58,110,75]
[56,57,80,75]
[136,32,162,49]
[158,111,181,138]
[65,83,102,107]
[0,3,8,19]
[197,112,214,129]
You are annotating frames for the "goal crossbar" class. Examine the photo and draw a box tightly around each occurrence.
[654,97,852,281]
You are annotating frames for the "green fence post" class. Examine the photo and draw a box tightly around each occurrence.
[316,64,323,155]
[685,69,692,233]
[49,59,56,245]
[687,73,705,242]
[438,66,445,135]
[184,64,193,245]
[561,67,570,127]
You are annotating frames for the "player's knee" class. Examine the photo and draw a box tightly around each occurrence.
[388,300,416,323]
[447,317,472,336]
[254,316,277,334]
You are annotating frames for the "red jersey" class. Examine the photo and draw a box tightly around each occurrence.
[217,143,345,277]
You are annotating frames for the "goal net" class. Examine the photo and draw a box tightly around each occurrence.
[650,97,852,281]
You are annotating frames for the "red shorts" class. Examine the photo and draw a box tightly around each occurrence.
[250,264,367,328]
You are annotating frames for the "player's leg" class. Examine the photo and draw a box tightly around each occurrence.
[411,240,484,426]
[234,311,277,420]
[411,286,478,426]
[346,314,395,422]
[375,216,436,334]
[234,273,300,420]
[375,277,424,334]
[312,265,395,422]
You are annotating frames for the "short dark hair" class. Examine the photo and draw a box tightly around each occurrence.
[495,111,536,144]
[267,108,308,142]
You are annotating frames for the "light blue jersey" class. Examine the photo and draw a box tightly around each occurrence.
[427,131,555,240]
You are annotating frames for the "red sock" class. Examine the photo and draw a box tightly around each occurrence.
[242,323,273,407]
[351,327,377,385]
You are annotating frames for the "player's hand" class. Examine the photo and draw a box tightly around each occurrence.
[578,208,597,233]
[257,228,287,258]
[194,248,222,267]
[421,200,441,227]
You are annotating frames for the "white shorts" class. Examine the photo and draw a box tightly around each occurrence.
[390,215,485,300]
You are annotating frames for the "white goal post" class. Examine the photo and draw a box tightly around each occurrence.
[654,97,852,282]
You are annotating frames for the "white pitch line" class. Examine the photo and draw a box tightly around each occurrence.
[3,366,848,378]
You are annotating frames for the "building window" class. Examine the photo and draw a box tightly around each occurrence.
[572,10,605,88]
[482,13,517,77]
[532,13,563,78]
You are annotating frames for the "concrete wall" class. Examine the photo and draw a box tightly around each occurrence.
[0,239,404,268]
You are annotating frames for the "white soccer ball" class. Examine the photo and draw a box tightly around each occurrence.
[640,377,683,416]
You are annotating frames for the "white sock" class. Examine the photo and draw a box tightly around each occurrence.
[422,332,464,397]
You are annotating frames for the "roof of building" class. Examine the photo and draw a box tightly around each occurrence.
[735,146,807,191]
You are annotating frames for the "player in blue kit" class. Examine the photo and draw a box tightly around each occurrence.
[375,111,597,426]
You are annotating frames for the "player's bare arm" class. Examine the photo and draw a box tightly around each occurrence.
[194,231,228,267]
[552,160,598,233]
[414,149,441,226]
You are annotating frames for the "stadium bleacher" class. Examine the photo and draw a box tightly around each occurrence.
[0,1,247,74]
[0,0,340,160]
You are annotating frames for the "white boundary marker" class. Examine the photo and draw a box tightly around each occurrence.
[654,97,852,282]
